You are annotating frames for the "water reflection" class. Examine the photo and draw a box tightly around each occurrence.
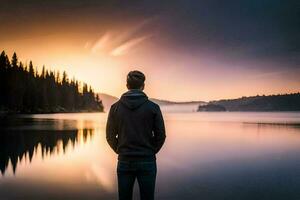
[1,112,300,200]
[0,129,94,175]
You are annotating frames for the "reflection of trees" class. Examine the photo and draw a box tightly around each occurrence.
[0,129,94,175]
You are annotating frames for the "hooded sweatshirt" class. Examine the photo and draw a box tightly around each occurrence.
[106,89,166,161]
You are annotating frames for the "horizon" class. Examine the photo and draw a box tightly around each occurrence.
[1,1,299,101]
[99,91,300,103]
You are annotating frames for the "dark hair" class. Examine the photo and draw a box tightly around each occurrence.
[127,70,145,89]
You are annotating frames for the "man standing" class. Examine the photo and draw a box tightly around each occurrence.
[106,70,166,200]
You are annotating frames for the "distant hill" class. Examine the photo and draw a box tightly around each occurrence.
[199,93,300,112]
[150,98,205,105]
[151,98,206,113]
[98,93,206,113]
[149,98,175,105]
[97,93,118,112]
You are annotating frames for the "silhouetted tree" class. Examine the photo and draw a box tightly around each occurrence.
[0,51,104,113]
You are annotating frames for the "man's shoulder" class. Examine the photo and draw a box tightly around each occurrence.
[146,99,160,110]
[111,100,120,108]
[109,100,121,111]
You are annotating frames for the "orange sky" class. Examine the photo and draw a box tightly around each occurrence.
[1,1,299,101]
[2,30,299,102]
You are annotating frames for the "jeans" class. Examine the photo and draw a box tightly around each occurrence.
[117,160,157,200]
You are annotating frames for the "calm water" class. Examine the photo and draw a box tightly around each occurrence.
[1,112,300,200]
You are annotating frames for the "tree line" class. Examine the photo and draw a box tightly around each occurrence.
[0,51,103,113]
[201,93,300,111]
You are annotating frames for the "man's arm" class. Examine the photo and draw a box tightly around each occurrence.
[153,106,166,153]
[106,105,118,153]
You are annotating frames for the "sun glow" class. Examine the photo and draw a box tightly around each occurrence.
[1,15,299,101]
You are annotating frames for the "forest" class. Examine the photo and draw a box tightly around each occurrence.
[0,51,103,114]
[199,93,300,111]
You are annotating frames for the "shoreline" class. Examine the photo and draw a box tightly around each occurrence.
[0,110,105,118]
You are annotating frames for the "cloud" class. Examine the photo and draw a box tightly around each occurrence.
[110,35,151,56]
[113,17,154,44]
[91,32,111,53]
[88,17,156,56]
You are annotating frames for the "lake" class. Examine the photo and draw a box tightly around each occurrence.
[1,112,300,200]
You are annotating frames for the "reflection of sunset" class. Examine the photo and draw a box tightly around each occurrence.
[5,113,300,183]
[5,130,116,191]
[1,126,116,193]
[1,112,300,199]
[162,113,300,167]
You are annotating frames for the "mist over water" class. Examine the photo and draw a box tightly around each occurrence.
[1,112,300,200]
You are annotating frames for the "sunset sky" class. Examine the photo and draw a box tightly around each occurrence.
[0,0,299,101]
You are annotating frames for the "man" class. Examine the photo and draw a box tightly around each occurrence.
[106,70,166,200]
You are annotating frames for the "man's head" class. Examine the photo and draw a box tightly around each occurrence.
[126,70,145,90]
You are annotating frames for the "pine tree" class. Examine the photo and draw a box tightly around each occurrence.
[0,50,104,113]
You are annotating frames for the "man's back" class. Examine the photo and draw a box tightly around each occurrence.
[106,89,166,161]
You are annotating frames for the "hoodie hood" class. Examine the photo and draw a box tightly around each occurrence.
[120,89,148,110]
